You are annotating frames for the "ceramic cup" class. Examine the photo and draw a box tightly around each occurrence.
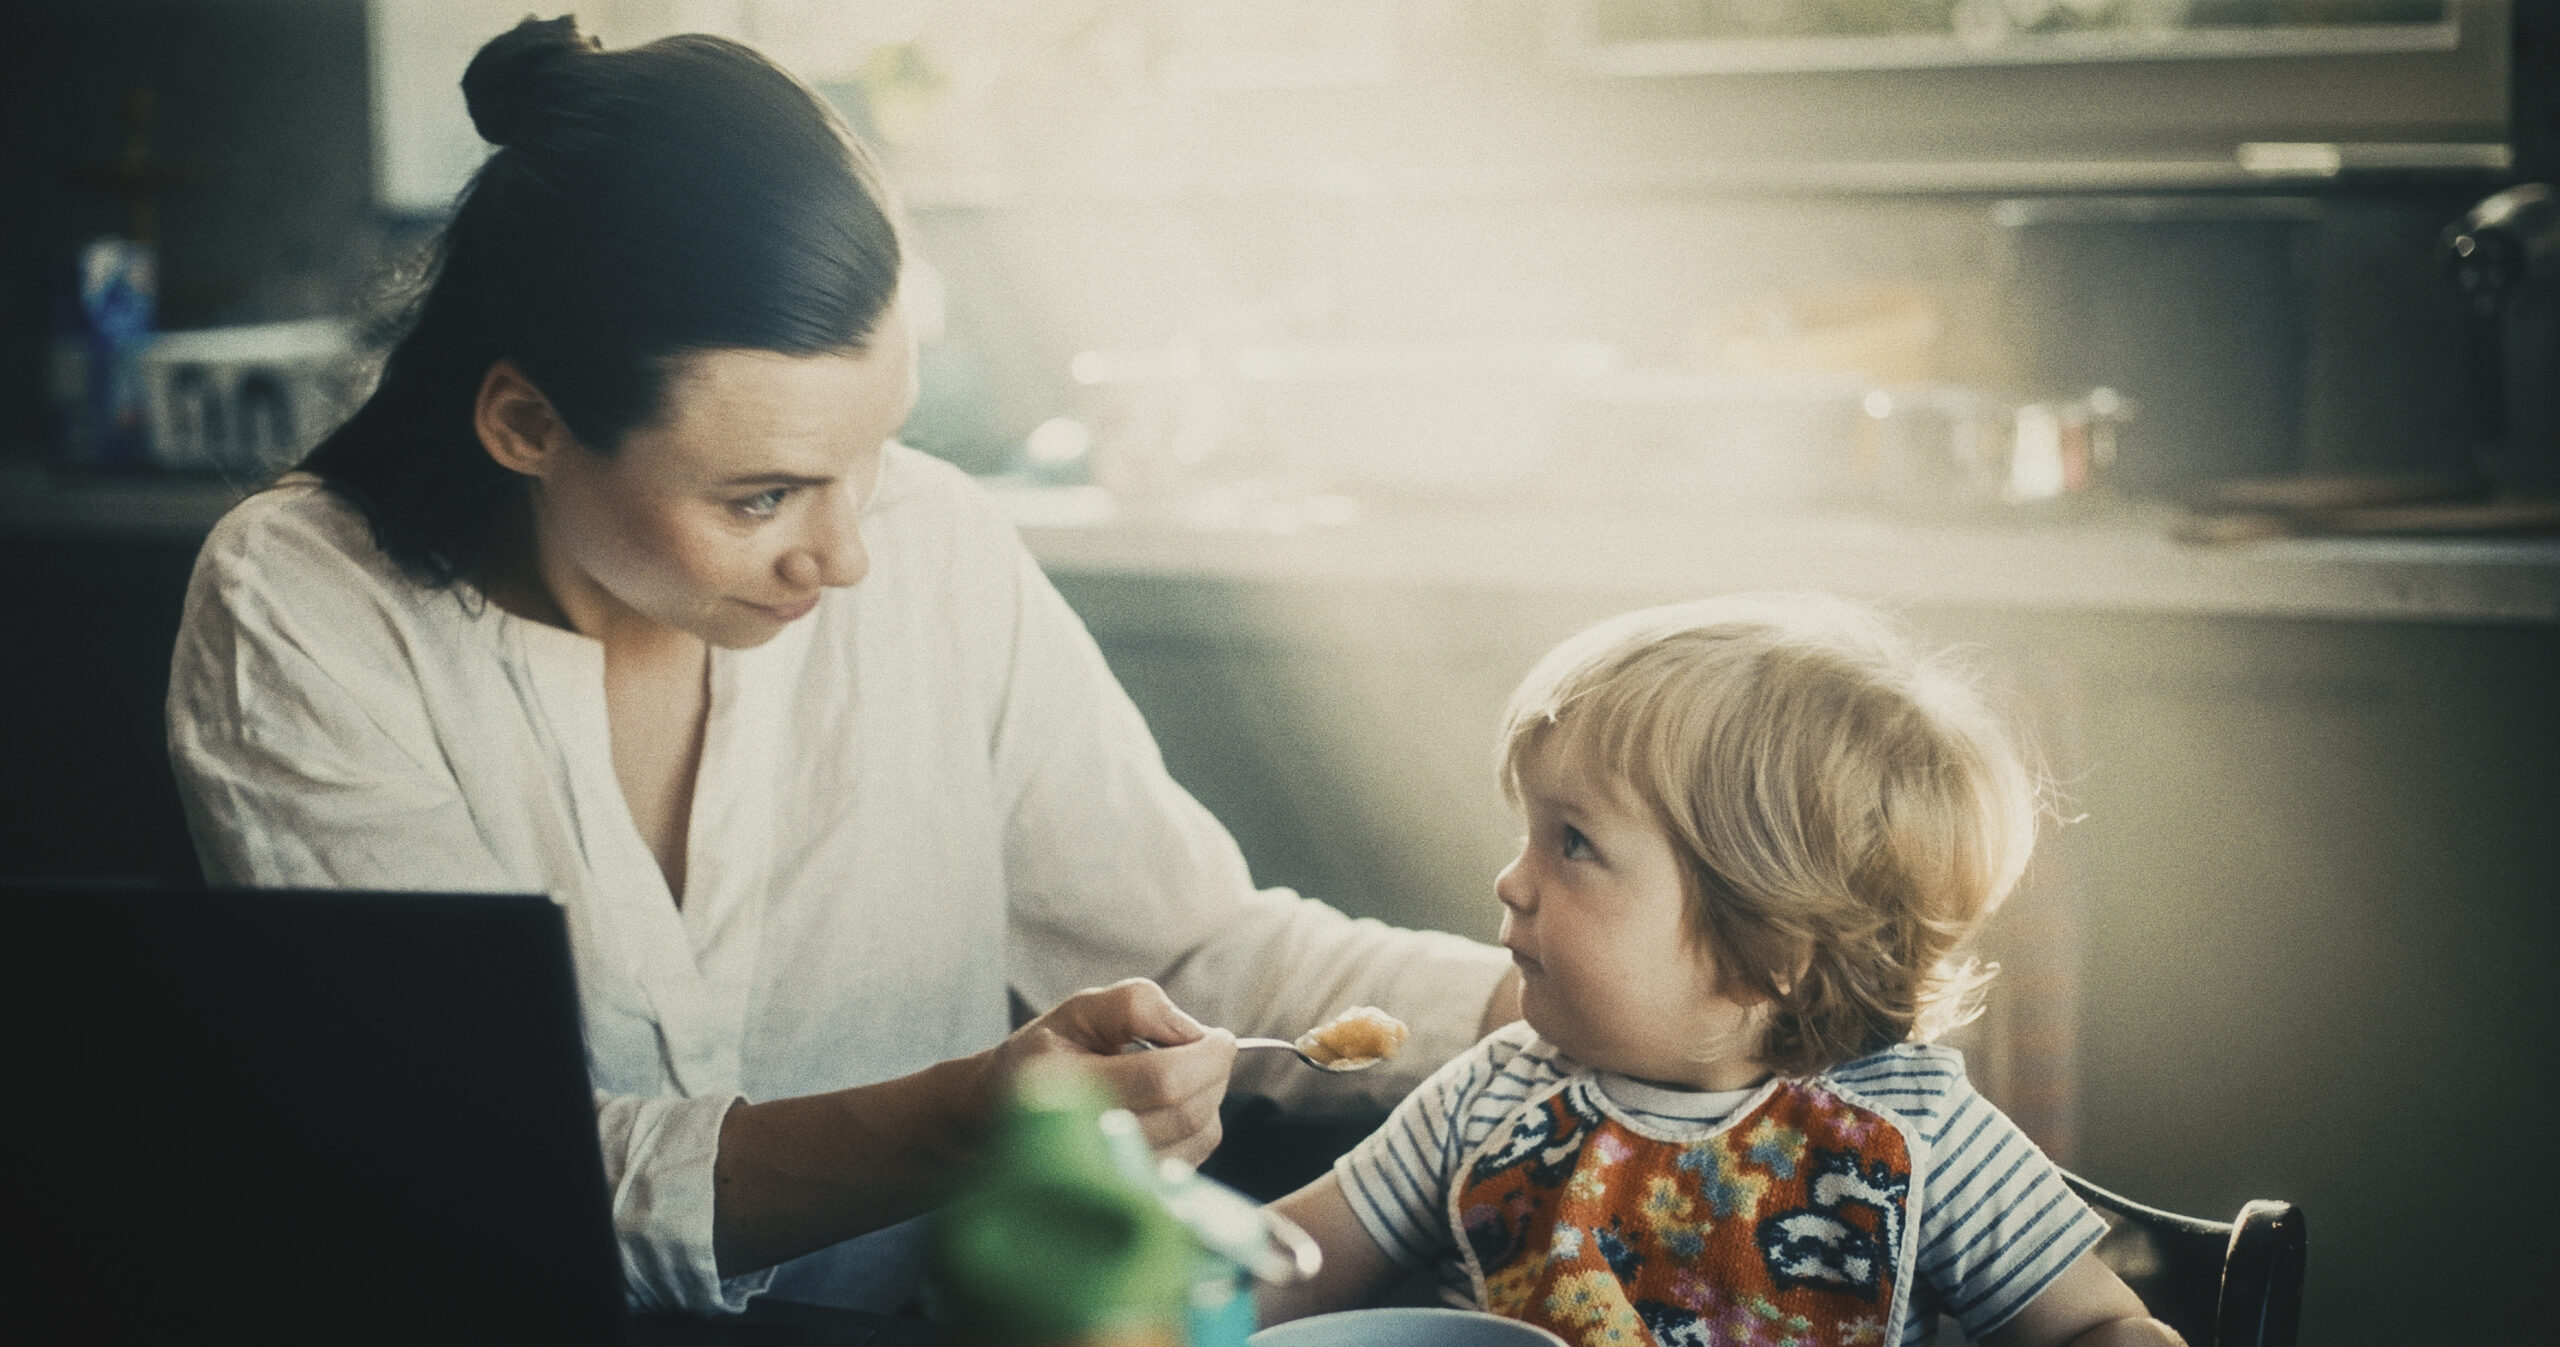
[1250,1307,1567,1347]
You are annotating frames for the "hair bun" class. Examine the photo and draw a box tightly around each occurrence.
[461,15,599,147]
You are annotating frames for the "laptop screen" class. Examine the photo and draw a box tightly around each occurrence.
[21,886,627,1342]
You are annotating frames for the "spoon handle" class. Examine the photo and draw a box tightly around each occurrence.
[1238,1036,1379,1072]
[1127,1036,1377,1071]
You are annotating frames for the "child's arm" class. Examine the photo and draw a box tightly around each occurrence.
[1258,1172,1408,1326]
[1979,1248,2186,1347]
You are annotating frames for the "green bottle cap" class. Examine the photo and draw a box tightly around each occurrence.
[927,1062,1197,1341]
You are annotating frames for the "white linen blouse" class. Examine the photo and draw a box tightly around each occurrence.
[166,447,1508,1314]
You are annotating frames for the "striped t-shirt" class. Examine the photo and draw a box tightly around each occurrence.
[1335,1023,2107,1345]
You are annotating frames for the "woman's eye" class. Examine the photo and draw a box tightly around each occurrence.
[734,488,792,518]
[1560,826,1595,863]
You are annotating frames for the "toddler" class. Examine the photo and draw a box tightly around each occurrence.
[1263,595,2178,1347]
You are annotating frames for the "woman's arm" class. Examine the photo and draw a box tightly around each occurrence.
[1258,1173,1406,1326]
[712,978,1238,1278]
[1978,1249,2186,1347]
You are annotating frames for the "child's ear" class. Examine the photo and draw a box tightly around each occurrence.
[474,359,574,478]
[1769,943,1816,999]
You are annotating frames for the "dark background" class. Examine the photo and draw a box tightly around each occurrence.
[3,3,2554,1344]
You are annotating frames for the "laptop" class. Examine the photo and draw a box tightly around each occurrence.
[15,884,922,1345]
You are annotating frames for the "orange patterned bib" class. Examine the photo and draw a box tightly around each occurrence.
[1450,1077,1919,1347]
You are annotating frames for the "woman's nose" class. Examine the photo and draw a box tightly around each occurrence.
[782,485,869,590]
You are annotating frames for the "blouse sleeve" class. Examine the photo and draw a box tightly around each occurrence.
[983,523,1511,1112]
[165,493,766,1315]
[167,496,523,894]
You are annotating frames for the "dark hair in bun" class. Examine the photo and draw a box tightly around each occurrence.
[459,14,597,147]
[301,15,903,587]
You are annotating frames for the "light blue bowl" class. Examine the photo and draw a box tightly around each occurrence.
[1251,1307,1568,1347]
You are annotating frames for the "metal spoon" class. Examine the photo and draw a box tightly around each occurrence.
[1126,1037,1384,1073]
[1240,1036,1386,1073]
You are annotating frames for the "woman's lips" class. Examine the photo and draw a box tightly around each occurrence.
[751,595,821,622]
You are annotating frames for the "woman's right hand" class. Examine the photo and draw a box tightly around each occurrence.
[713,977,1236,1277]
[982,977,1239,1165]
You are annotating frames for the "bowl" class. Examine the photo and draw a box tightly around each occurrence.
[1250,1307,1567,1347]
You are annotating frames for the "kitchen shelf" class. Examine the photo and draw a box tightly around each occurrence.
[1552,19,2465,79]
[891,146,2513,211]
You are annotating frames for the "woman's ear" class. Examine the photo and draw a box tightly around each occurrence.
[474,360,571,477]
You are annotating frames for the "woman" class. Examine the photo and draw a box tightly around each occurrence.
[167,18,1515,1315]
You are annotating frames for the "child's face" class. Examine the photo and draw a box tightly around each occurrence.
[1496,733,1771,1092]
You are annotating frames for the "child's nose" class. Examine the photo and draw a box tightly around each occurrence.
[1494,855,1532,912]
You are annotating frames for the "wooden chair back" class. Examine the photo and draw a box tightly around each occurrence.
[2062,1171,2306,1347]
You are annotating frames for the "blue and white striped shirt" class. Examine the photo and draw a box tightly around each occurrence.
[1336,1023,2107,1344]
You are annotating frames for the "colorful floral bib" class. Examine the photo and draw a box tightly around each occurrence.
[1450,1076,1921,1347]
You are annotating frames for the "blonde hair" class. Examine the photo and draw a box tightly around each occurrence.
[1498,594,2039,1077]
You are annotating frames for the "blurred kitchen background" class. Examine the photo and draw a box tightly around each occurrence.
[3,2,2554,1343]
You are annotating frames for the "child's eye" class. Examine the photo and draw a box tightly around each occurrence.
[1560,825,1595,863]
[734,487,793,519]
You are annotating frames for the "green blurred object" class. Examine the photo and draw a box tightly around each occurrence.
[925,1062,1196,1346]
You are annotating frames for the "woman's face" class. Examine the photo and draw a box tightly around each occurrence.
[529,306,916,649]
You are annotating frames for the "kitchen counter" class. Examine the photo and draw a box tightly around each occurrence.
[1003,484,2560,627]
[6,457,2554,625]
[0,457,259,542]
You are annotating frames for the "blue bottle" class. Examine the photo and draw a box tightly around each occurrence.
[48,236,158,468]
